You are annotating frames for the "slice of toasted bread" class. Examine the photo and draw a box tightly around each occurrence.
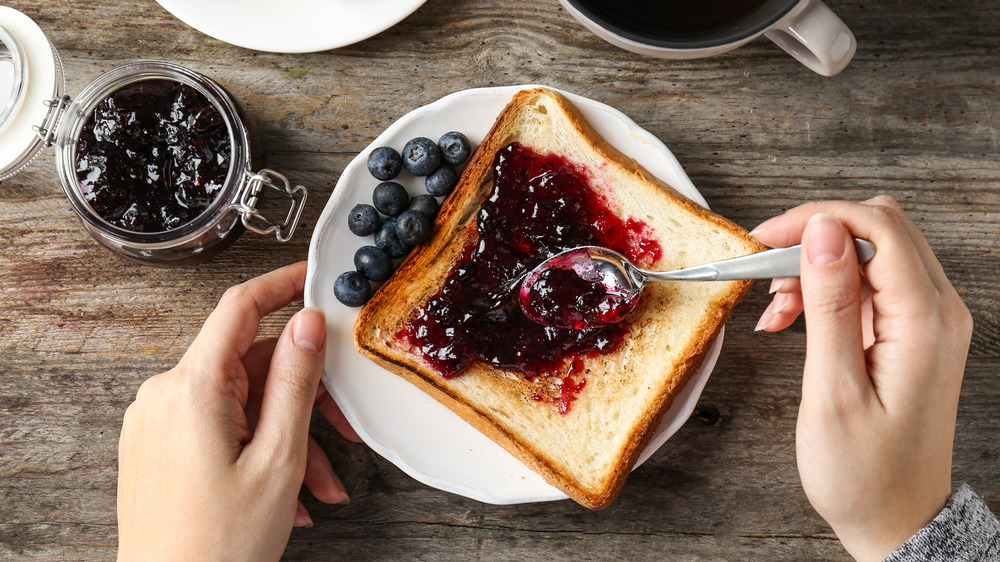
[355,87,764,509]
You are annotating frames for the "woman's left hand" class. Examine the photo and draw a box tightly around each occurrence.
[117,261,361,561]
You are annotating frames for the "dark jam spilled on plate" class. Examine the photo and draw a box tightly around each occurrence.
[399,142,661,414]
[75,79,232,232]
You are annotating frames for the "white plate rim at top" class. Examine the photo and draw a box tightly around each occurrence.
[154,0,427,53]
[304,84,723,505]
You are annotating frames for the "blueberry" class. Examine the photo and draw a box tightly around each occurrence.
[395,210,432,245]
[334,271,372,307]
[347,203,381,236]
[408,194,439,220]
[373,181,410,216]
[354,245,394,282]
[375,217,411,258]
[438,131,471,166]
[367,146,402,181]
[401,137,441,176]
[425,165,458,197]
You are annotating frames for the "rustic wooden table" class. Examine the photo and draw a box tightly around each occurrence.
[2,0,998,559]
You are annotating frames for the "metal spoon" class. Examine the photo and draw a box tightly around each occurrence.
[518,239,876,330]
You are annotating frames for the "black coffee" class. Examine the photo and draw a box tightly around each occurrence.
[575,0,772,38]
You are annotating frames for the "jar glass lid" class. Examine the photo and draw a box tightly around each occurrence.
[0,6,63,181]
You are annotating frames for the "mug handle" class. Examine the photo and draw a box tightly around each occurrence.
[764,0,856,77]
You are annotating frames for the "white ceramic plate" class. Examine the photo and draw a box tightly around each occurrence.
[155,0,426,53]
[304,85,723,504]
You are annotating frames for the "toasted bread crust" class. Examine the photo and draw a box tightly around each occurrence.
[355,88,764,509]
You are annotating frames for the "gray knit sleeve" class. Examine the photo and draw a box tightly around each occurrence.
[883,484,1000,561]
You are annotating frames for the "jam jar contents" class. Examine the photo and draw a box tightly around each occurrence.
[518,251,641,330]
[74,79,232,232]
[400,142,662,411]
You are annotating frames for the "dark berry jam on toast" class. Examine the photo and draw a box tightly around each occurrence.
[400,142,661,411]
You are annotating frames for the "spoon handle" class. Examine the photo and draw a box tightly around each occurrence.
[647,238,876,282]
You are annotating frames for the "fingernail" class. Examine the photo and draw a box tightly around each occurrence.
[311,469,352,505]
[804,214,846,265]
[771,291,791,315]
[768,278,784,294]
[749,216,779,237]
[294,504,314,528]
[755,300,776,332]
[330,475,351,505]
[293,307,326,353]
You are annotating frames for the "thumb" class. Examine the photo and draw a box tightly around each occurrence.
[249,307,327,464]
[800,214,870,402]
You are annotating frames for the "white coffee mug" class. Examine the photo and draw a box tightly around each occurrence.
[560,0,856,77]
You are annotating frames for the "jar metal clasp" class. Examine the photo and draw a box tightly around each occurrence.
[32,95,70,147]
[234,169,307,243]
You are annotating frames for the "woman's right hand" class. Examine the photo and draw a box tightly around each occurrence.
[751,196,973,561]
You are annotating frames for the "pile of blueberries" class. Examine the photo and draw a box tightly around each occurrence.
[334,132,472,306]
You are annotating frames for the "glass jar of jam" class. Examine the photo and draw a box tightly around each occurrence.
[0,7,306,265]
